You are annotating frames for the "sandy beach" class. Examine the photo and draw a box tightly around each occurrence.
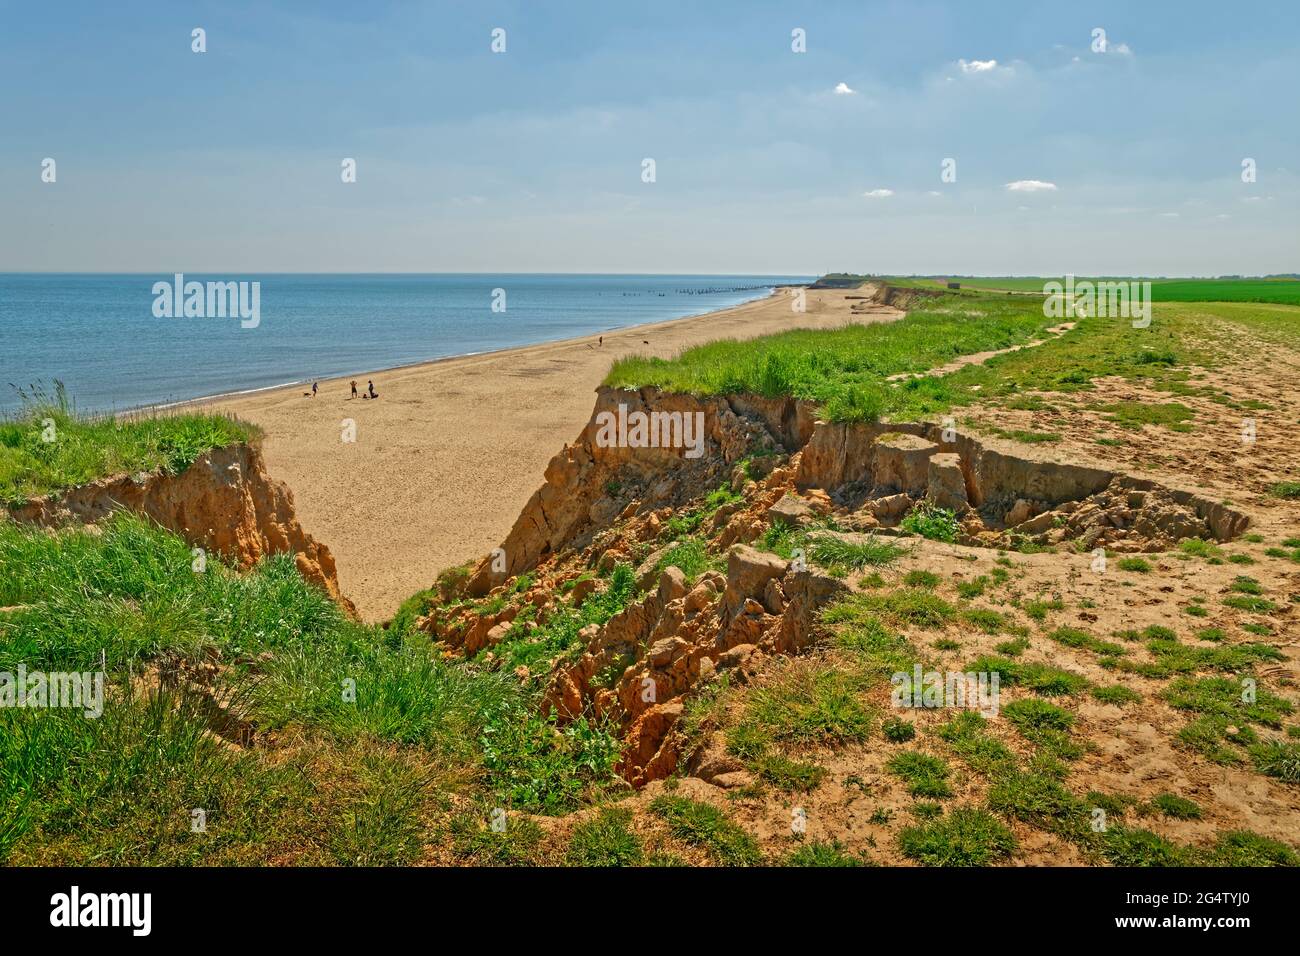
[206,285,901,620]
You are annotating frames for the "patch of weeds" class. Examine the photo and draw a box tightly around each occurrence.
[886,752,953,798]
[806,532,905,571]
[1047,626,1127,657]
[1176,715,1259,765]
[933,637,961,651]
[742,662,874,746]
[967,655,1090,696]
[780,838,869,867]
[1022,597,1065,622]
[1091,684,1142,706]
[897,807,1016,866]
[754,754,828,793]
[648,795,762,866]
[1248,741,1300,784]
[1117,557,1153,573]
[903,569,941,589]
[994,636,1030,657]
[881,717,916,743]
[566,807,644,866]
[1178,538,1223,560]
[935,711,1015,775]
[1163,676,1292,728]
[900,503,960,543]
[1147,793,1203,820]
[1268,481,1300,500]
[1223,595,1277,613]
[1204,830,1299,867]
[956,576,989,599]
[963,608,1010,634]
[1100,827,1189,866]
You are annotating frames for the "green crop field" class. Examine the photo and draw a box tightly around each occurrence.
[921,276,1300,306]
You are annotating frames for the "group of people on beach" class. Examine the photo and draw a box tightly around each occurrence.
[306,379,378,399]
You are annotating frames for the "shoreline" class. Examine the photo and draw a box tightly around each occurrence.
[202,285,898,621]
[137,287,792,417]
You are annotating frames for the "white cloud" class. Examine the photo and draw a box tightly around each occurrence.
[833,82,856,95]
[958,59,998,74]
[1159,212,1180,218]
[1112,42,1133,56]
[863,188,895,198]
[1004,180,1058,193]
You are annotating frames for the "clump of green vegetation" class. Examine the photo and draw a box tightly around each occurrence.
[648,795,762,866]
[882,717,916,743]
[1269,480,1300,500]
[1178,538,1223,560]
[0,513,640,864]
[1092,684,1142,706]
[1175,716,1259,765]
[1098,400,1194,431]
[780,839,870,867]
[1117,557,1153,573]
[903,569,941,589]
[1223,595,1277,613]
[1047,626,1128,657]
[897,807,1016,866]
[886,752,953,798]
[842,588,957,630]
[900,503,961,543]
[566,807,644,866]
[654,537,713,582]
[936,712,1015,775]
[956,576,990,599]
[1248,741,1300,784]
[994,636,1030,657]
[754,754,828,793]
[740,661,874,747]
[1022,596,1065,622]
[1,384,258,505]
[967,655,1090,696]
[1147,793,1203,820]
[806,532,905,570]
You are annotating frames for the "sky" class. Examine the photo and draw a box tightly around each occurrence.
[1,0,1297,276]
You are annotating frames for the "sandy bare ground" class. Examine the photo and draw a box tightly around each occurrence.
[205,287,901,620]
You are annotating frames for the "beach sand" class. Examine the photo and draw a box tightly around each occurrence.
[205,286,901,620]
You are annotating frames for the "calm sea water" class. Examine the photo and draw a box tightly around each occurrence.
[0,274,810,414]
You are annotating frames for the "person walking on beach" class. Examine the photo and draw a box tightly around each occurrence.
[312,381,318,397]
[350,380,358,399]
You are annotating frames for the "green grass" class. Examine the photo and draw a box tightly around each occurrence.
[780,839,869,867]
[1091,684,1142,706]
[566,807,644,866]
[805,532,905,570]
[903,569,941,589]
[900,503,960,542]
[1,384,258,506]
[886,752,953,798]
[1148,793,1203,820]
[966,655,1089,696]
[1116,557,1152,573]
[897,807,1016,866]
[0,513,632,863]
[648,795,762,866]
[606,291,1058,422]
[1097,400,1194,431]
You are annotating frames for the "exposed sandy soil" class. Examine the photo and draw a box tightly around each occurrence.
[201,287,902,620]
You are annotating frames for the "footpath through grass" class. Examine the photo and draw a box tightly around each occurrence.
[605,286,1268,423]
[1,385,257,506]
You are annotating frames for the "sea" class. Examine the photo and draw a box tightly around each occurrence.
[0,274,811,415]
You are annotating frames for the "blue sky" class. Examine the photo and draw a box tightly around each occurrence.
[1,0,1296,274]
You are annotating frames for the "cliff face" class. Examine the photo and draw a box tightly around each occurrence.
[8,443,355,614]
[429,385,1251,787]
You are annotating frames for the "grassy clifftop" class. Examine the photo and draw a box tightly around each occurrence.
[1,386,258,506]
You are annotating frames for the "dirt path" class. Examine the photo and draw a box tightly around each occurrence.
[203,286,903,620]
